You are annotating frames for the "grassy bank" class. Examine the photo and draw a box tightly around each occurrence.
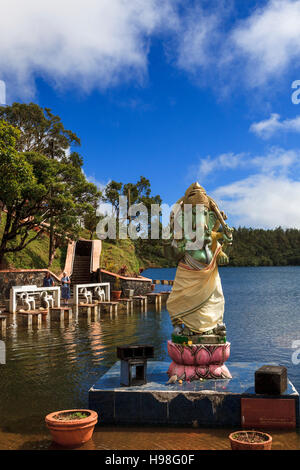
[0,214,66,274]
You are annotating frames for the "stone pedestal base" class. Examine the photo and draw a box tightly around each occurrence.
[167,340,231,381]
[89,361,299,427]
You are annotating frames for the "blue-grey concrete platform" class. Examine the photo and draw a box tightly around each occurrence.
[89,361,299,427]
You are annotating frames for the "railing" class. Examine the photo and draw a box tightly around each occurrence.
[73,282,110,305]
[9,285,61,314]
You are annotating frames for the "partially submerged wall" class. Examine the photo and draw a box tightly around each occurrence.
[100,269,152,296]
[0,269,61,301]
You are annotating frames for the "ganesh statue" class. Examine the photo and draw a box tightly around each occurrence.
[164,182,234,382]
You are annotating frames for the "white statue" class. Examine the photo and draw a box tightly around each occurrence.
[79,287,92,304]
[40,291,54,309]
[20,292,35,311]
[94,286,105,302]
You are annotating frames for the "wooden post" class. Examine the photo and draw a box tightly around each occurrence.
[0,316,7,335]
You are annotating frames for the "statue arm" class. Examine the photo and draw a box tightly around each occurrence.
[211,231,230,265]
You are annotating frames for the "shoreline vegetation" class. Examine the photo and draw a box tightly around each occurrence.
[1,218,300,273]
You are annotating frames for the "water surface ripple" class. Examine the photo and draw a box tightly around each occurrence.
[0,266,300,449]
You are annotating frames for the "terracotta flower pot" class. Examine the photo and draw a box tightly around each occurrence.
[111,290,122,300]
[229,431,272,450]
[151,284,155,291]
[45,409,98,448]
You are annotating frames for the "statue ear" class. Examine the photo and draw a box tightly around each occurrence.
[208,211,217,231]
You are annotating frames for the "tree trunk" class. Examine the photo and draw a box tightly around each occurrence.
[48,231,57,267]
[48,206,54,266]
[0,239,7,267]
[0,250,5,268]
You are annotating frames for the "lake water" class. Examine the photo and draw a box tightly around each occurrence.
[1,266,300,450]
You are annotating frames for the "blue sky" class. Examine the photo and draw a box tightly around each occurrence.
[2,0,300,228]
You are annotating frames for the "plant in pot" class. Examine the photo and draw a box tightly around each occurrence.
[229,430,272,450]
[111,277,122,300]
[45,409,98,448]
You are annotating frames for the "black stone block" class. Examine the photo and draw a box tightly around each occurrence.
[168,394,196,424]
[115,391,141,423]
[89,391,115,423]
[255,365,287,395]
[117,345,154,360]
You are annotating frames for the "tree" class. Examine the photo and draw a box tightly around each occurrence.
[0,120,101,266]
[102,181,123,218]
[0,121,34,219]
[102,177,162,239]
[0,102,80,157]
[84,208,102,240]
[0,103,101,265]
[0,145,55,264]
[41,156,101,266]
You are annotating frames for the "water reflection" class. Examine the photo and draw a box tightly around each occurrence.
[1,266,300,449]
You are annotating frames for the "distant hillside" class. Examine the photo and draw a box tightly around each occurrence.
[1,220,300,273]
[228,227,300,267]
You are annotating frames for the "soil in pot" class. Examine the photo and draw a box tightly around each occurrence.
[229,430,272,450]
[53,411,90,421]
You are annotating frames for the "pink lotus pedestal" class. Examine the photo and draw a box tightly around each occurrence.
[167,340,232,381]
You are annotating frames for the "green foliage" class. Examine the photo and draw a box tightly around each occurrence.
[83,208,102,240]
[102,181,123,217]
[228,227,300,267]
[0,121,35,206]
[102,176,162,222]
[102,239,140,275]
[0,102,80,156]
[0,104,101,266]
[114,277,121,290]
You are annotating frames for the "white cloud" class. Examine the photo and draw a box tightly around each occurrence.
[0,80,6,105]
[192,147,300,182]
[85,174,109,193]
[2,0,300,98]
[0,0,178,99]
[196,146,300,228]
[213,174,300,228]
[194,152,246,180]
[188,146,300,227]
[175,5,221,73]
[230,0,300,86]
[173,0,300,91]
[251,148,299,174]
[250,113,300,139]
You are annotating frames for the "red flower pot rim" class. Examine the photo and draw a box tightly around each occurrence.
[229,430,272,446]
[45,409,98,428]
